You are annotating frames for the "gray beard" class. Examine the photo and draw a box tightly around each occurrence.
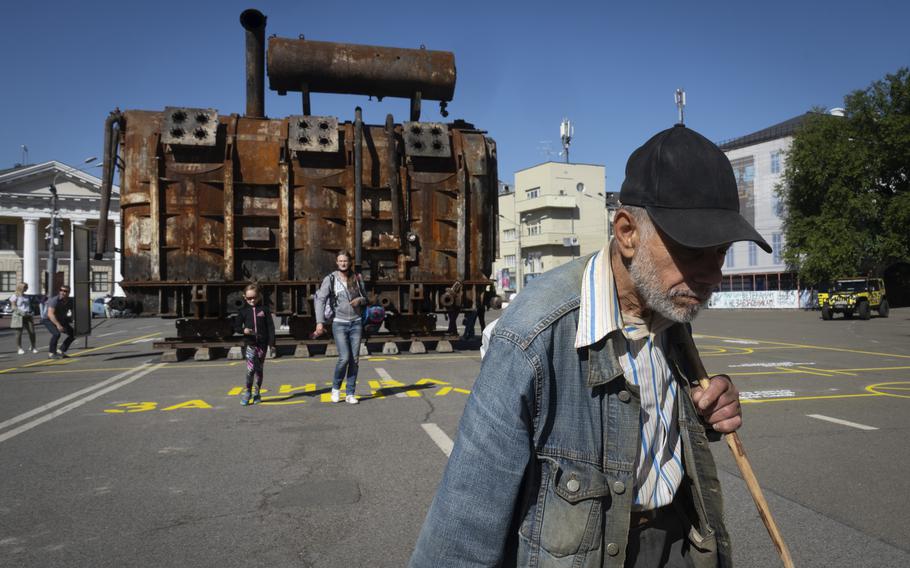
[628,246,710,323]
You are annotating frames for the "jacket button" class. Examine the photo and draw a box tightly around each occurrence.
[606,543,620,556]
[566,478,580,493]
[618,390,631,402]
[612,481,625,494]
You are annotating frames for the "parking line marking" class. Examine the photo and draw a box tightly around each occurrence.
[698,334,910,360]
[0,363,155,432]
[17,332,161,369]
[744,393,880,404]
[421,423,454,457]
[98,331,123,337]
[0,363,164,444]
[376,368,407,398]
[807,414,879,430]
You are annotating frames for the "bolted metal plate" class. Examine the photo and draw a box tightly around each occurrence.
[288,115,338,152]
[402,122,450,158]
[161,107,219,146]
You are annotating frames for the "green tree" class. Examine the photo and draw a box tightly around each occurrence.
[779,67,910,283]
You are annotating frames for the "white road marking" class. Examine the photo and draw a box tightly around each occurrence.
[807,414,878,431]
[97,331,122,337]
[375,367,408,398]
[728,361,816,368]
[740,390,796,400]
[131,337,162,344]
[0,363,165,444]
[421,423,454,457]
[723,339,759,345]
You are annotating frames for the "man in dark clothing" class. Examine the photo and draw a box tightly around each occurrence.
[43,285,75,359]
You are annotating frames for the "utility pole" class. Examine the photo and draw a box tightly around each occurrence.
[46,186,60,295]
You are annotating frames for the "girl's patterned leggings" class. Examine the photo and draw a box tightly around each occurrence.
[245,344,266,389]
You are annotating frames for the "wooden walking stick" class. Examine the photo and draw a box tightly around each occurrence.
[681,331,795,568]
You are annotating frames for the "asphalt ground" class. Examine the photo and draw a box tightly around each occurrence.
[0,308,908,567]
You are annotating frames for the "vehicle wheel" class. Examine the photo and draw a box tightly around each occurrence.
[821,307,832,320]
[878,299,889,318]
[858,302,871,320]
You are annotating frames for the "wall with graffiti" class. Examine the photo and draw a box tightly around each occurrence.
[707,290,799,309]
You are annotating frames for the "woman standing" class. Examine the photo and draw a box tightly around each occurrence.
[233,283,275,406]
[313,251,367,405]
[10,282,38,355]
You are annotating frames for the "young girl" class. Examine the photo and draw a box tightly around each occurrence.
[233,284,275,406]
[313,251,367,405]
[11,282,38,355]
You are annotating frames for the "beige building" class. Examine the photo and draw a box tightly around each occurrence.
[494,162,610,294]
[0,161,121,299]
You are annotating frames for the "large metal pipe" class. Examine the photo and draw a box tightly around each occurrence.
[95,109,121,261]
[267,37,456,101]
[240,9,266,117]
[354,107,363,268]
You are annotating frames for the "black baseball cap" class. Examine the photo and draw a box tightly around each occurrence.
[619,124,771,253]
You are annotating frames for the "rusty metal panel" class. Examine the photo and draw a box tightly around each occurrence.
[161,107,218,146]
[242,227,271,241]
[402,122,450,158]
[289,115,338,152]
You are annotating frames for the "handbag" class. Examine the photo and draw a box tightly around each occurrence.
[322,273,337,321]
[10,312,23,329]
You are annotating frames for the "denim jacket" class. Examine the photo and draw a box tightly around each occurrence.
[411,255,731,568]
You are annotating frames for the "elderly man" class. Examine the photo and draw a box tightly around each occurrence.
[410,124,771,567]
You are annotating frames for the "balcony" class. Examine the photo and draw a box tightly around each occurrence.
[521,232,577,249]
[516,194,576,214]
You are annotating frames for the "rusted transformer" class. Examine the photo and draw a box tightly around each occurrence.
[96,9,498,341]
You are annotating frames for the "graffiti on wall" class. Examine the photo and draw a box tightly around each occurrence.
[708,290,799,309]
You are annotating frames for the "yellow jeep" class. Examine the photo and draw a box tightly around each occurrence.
[821,277,889,320]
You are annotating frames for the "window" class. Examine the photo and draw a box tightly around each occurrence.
[525,187,540,199]
[0,271,15,292]
[772,233,783,264]
[503,228,516,242]
[729,156,755,226]
[0,224,16,250]
[526,252,543,273]
[526,223,541,236]
[91,271,110,293]
[725,245,735,268]
[770,151,781,174]
[504,254,516,268]
[748,242,758,266]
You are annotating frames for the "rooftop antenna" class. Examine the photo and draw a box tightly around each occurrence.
[20,144,29,165]
[675,88,686,126]
[560,118,573,163]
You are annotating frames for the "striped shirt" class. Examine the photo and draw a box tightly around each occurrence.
[574,246,683,511]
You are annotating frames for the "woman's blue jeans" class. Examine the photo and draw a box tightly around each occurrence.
[331,319,362,395]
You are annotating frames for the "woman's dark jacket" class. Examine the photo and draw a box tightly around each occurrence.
[233,304,275,346]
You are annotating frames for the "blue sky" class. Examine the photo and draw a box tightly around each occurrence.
[2,0,908,192]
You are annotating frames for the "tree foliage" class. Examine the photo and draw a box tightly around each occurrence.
[780,67,910,283]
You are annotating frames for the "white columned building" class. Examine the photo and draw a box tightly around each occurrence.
[0,161,121,300]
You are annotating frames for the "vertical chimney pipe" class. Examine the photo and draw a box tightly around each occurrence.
[240,9,266,118]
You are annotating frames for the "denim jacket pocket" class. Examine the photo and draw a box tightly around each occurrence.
[526,457,611,558]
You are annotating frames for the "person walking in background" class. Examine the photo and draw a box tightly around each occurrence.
[313,251,367,405]
[42,285,75,359]
[10,282,38,355]
[233,283,275,406]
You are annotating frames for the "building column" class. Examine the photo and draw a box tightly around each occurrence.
[113,220,124,296]
[69,219,85,290]
[22,216,41,293]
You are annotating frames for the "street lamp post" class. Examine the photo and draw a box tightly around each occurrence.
[46,157,97,294]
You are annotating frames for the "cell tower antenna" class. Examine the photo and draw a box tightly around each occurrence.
[560,118,573,163]
[675,88,686,126]
[21,144,29,165]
